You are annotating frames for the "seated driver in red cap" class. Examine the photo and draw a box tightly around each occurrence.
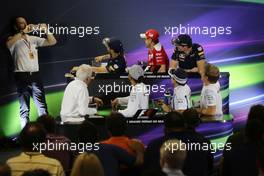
[140,29,169,73]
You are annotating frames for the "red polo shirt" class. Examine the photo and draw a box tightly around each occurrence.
[101,136,144,155]
[148,43,169,71]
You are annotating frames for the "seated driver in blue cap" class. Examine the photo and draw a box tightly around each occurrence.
[161,68,192,113]
[93,37,127,73]
[111,65,149,117]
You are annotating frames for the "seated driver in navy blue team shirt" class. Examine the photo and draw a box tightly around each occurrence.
[170,34,206,78]
[92,37,127,74]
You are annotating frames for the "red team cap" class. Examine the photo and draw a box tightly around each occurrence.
[140,29,159,41]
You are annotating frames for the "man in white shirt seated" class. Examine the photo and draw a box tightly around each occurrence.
[197,63,223,118]
[60,64,103,122]
[111,65,149,117]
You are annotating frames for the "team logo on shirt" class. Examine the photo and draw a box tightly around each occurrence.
[179,53,186,61]
[179,53,185,58]
[109,66,115,71]
[113,64,119,69]
[149,33,154,37]
[177,99,184,103]
[197,47,203,51]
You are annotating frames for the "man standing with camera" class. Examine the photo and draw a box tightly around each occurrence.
[6,16,57,129]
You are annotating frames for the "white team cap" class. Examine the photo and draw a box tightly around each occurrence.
[126,65,144,80]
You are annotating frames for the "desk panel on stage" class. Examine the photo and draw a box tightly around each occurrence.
[62,72,233,162]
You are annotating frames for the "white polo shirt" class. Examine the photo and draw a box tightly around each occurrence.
[60,79,97,121]
[118,83,149,117]
[200,81,223,116]
[172,84,192,111]
[9,34,45,72]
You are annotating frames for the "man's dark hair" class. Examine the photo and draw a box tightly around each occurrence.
[257,146,264,173]
[141,169,166,176]
[152,39,159,45]
[176,82,186,86]
[247,104,264,122]
[0,163,11,176]
[37,115,56,133]
[106,112,126,136]
[164,112,185,130]
[19,122,46,151]
[10,16,27,34]
[22,169,51,176]
[245,118,264,143]
[134,76,144,84]
[118,49,125,58]
[183,108,201,130]
[78,120,98,143]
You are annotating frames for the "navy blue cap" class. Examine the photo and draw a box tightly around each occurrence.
[103,37,124,53]
[172,34,192,47]
[168,68,188,84]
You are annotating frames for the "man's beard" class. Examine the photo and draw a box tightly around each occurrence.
[109,52,113,58]
[19,24,27,31]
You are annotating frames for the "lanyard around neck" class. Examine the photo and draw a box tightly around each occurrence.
[22,36,31,51]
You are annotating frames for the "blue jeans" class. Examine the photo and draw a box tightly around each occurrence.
[14,72,48,129]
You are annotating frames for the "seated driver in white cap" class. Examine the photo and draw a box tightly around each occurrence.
[161,68,191,113]
[111,65,149,117]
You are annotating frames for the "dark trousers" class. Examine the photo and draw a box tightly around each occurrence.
[14,72,48,129]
